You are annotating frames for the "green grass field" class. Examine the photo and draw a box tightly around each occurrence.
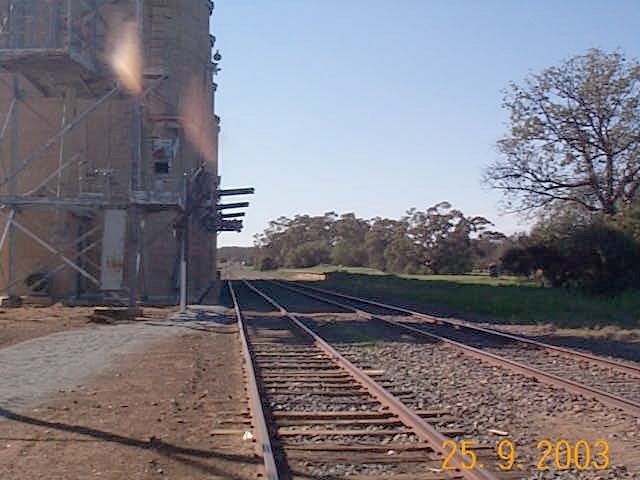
[276,266,639,329]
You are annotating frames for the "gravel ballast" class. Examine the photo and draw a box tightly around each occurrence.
[0,322,186,412]
[303,316,640,480]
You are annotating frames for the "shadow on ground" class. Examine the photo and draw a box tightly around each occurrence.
[0,407,260,479]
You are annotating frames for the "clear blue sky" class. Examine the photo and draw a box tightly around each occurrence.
[213,0,639,247]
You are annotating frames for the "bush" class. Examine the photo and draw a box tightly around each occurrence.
[500,223,640,294]
[501,244,560,278]
[547,225,640,294]
[256,256,279,271]
[285,241,331,268]
[331,242,368,267]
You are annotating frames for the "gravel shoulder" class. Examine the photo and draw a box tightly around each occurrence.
[0,312,257,480]
[0,320,187,411]
[0,306,174,349]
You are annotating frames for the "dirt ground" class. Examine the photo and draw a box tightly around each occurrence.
[0,320,259,480]
[0,306,175,349]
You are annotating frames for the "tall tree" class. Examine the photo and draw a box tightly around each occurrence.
[407,203,492,274]
[364,218,404,270]
[330,213,370,266]
[485,49,640,216]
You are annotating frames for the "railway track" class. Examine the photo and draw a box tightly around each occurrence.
[230,280,518,480]
[268,280,640,418]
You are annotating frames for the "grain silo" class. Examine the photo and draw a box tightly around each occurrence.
[0,0,246,305]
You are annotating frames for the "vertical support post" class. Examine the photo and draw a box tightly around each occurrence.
[65,0,72,50]
[57,87,76,198]
[127,150,140,307]
[179,173,189,312]
[127,0,144,308]
[133,0,144,191]
[8,76,19,298]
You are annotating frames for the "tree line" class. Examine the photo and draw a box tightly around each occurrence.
[254,202,507,275]
[253,201,639,294]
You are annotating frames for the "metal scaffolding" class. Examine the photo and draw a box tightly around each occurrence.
[0,0,251,306]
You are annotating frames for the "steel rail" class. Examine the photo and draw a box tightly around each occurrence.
[276,280,640,378]
[228,281,280,480]
[243,280,501,480]
[270,280,640,418]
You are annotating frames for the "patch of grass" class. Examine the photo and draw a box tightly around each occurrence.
[278,265,386,277]
[275,265,531,286]
[399,272,534,287]
[316,272,640,329]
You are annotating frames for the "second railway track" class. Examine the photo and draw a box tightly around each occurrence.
[269,280,640,418]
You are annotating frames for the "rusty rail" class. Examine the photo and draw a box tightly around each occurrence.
[271,280,640,418]
[243,280,501,480]
[278,281,640,378]
[228,281,280,480]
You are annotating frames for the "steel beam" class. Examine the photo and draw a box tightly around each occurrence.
[217,187,255,197]
[218,220,243,232]
[0,210,15,253]
[179,174,188,312]
[216,202,249,210]
[23,153,82,196]
[8,76,18,297]
[0,98,16,145]
[0,195,116,207]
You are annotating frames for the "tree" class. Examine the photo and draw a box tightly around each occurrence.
[384,221,421,273]
[614,201,640,242]
[547,223,640,293]
[471,230,508,271]
[408,203,492,274]
[500,216,640,294]
[364,218,408,271]
[485,49,640,216]
[330,213,370,266]
[285,240,331,268]
[253,213,338,268]
[331,241,368,267]
[254,206,505,275]
[256,255,279,271]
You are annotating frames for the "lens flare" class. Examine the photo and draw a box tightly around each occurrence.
[180,78,216,165]
[108,21,143,95]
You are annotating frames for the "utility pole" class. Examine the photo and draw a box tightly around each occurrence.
[179,173,189,312]
[127,0,144,309]
[8,76,18,300]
